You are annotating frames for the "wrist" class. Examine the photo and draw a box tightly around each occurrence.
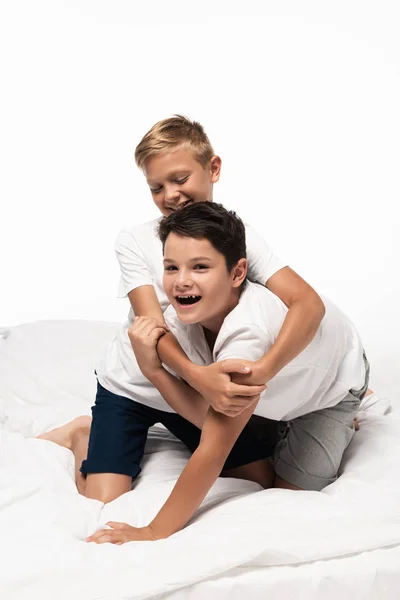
[147,520,170,540]
[143,365,164,383]
[184,362,204,390]
[144,523,162,541]
[258,354,275,382]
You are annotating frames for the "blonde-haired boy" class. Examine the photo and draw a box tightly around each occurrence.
[39,115,326,506]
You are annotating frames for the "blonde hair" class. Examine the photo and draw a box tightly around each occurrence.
[135,115,214,169]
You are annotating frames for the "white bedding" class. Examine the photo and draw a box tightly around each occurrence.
[0,320,399,600]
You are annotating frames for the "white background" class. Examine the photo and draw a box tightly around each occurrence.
[1,1,399,391]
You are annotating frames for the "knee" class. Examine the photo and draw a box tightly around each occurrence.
[84,473,132,504]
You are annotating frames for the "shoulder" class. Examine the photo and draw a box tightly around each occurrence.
[115,218,162,252]
[232,282,284,323]
[244,223,271,249]
[217,285,270,341]
[217,283,286,348]
[116,218,161,244]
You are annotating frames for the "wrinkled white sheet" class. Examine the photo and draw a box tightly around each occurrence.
[0,321,399,600]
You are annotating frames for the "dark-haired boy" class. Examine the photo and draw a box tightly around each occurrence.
[88,202,369,544]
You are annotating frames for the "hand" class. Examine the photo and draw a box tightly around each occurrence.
[128,316,169,378]
[189,360,267,417]
[229,358,273,387]
[86,522,157,545]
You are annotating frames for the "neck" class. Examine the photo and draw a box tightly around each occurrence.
[200,291,240,349]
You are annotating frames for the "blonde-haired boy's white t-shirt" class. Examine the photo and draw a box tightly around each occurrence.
[95,218,286,412]
[165,283,366,421]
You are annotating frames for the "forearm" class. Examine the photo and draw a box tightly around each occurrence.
[149,367,208,429]
[149,446,226,539]
[261,295,325,380]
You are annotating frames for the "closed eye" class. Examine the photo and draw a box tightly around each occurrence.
[150,186,163,193]
[175,176,189,185]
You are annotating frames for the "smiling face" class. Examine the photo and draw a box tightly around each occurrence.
[162,233,247,333]
[143,147,221,217]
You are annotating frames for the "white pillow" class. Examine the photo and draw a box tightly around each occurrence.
[0,320,119,435]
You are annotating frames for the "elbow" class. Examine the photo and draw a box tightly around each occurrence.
[197,440,230,468]
[314,293,326,322]
[302,289,325,324]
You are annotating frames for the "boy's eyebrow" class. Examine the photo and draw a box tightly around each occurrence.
[163,256,212,264]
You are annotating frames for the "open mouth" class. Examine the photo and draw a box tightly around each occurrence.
[175,295,202,306]
[170,199,193,212]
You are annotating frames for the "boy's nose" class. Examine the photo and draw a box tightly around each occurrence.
[164,185,180,204]
[175,271,192,289]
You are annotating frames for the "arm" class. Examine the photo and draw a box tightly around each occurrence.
[127,316,266,428]
[115,232,260,411]
[263,266,325,378]
[149,402,255,539]
[128,274,324,407]
[129,286,266,413]
[87,401,257,544]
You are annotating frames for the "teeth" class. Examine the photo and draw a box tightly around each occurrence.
[178,295,198,299]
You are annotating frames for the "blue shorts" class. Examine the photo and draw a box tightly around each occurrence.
[80,380,281,479]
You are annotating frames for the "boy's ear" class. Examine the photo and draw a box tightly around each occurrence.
[231,258,247,288]
[210,155,222,183]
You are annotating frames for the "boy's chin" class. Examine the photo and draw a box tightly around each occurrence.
[174,307,202,325]
[176,312,199,324]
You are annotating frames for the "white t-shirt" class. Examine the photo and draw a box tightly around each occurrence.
[96,218,286,411]
[165,282,366,421]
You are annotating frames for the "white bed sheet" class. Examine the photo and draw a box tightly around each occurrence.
[0,320,399,600]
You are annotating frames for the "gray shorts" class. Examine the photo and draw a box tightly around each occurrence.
[273,352,370,491]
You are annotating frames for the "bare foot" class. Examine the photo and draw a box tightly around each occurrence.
[37,416,92,450]
[353,389,374,431]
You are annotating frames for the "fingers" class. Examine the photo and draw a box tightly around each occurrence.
[86,522,132,544]
[218,359,252,375]
[129,317,169,342]
[106,521,125,529]
[147,327,168,344]
[134,316,169,330]
[86,529,122,544]
[229,383,267,397]
[217,396,260,417]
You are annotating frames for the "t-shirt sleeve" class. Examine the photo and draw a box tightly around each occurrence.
[115,230,154,298]
[245,224,287,285]
[215,324,270,363]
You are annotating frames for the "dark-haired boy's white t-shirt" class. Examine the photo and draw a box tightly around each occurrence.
[95,218,286,410]
[164,282,366,421]
[164,282,368,491]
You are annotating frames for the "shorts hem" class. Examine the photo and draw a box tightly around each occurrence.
[274,459,336,491]
[223,447,274,471]
[80,460,141,479]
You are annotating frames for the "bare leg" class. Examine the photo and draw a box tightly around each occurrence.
[274,475,302,491]
[37,417,132,502]
[37,416,91,494]
[221,457,275,489]
[84,473,132,504]
[71,428,91,494]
